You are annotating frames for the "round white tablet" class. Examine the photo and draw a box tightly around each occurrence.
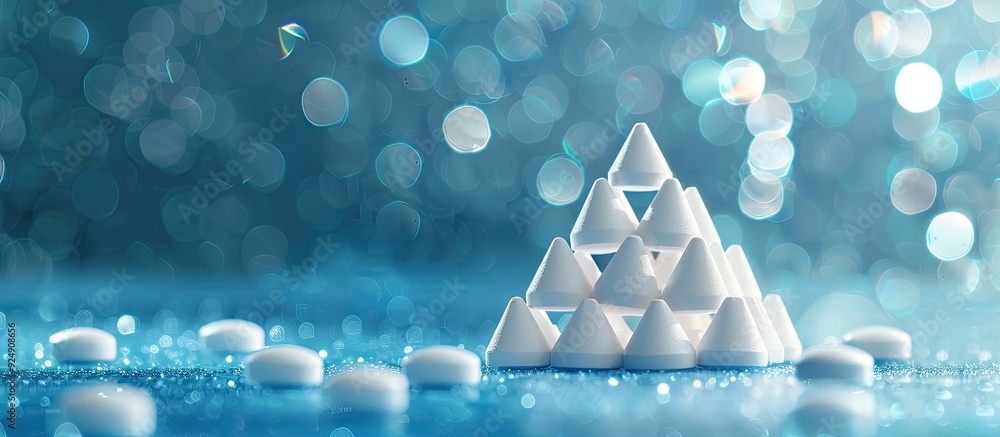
[796,345,874,385]
[842,325,912,361]
[244,345,324,387]
[57,384,156,436]
[198,319,265,354]
[402,346,482,387]
[324,366,410,414]
[49,327,117,363]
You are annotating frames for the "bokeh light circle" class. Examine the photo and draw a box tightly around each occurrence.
[443,105,490,153]
[895,62,942,113]
[926,212,975,261]
[379,16,430,67]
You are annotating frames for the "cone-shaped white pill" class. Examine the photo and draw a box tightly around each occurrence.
[49,327,117,363]
[571,178,638,254]
[402,346,482,386]
[726,245,763,301]
[551,299,624,369]
[57,384,156,436]
[710,242,743,296]
[661,238,730,313]
[607,314,633,346]
[636,179,700,251]
[763,294,802,361]
[594,236,661,315]
[323,366,410,414]
[608,122,673,191]
[675,313,712,348]
[842,325,912,361]
[796,345,874,386]
[684,187,721,245]
[244,345,324,387]
[486,297,551,368]
[525,237,594,310]
[697,297,768,367]
[745,297,784,363]
[529,308,560,347]
[651,250,683,289]
[198,319,265,354]
[624,300,696,370]
[574,250,601,285]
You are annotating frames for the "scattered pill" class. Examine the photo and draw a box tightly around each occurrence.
[842,325,912,361]
[551,298,624,370]
[49,327,117,363]
[402,346,482,387]
[607,122,673,191]
[323,366,410,414]
[487,297,551,368]
[570,178,638,254]
[697,297,768,367]
[525,237,594,311]
[662,237,730,313]
[56,384,156,436]
[198,319,265,354]
[624,300,696,370]
[244,345,324,387]
[636,178,700,252]
[796,345,874,385]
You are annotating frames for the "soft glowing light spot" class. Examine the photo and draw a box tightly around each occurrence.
[521,394,536,409]
[739,173,784,220]
[748,133,794,178]
[854,11,899,61]
[443,105,491,153]
[895,62,942,113]
[891,168,936,214]
[379,16,429,67]
[301,78,349,127]
[375,143,422,189]
[745,94,792,136]
[536,155,584,206]
[117,315,137,335]
[720,58,766,105]
[955,50,1000,101]
[49,16,90,57]
[927,212,975,261]
[278,23,308,60]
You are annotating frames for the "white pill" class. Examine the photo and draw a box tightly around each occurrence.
[323,366,410,414]
[570,178,638,254]
[608,122,673,191]
[551,298,624,369]
[56,384,156,436]
[796,345,874,385]
[594,235,660,315]
[486,297,551,368]
[198,319,265,354]
[49,327,117,363]
[789,383,876,437]
[842,325,912,361]
[244,345,324,387]
[624,300,696,370]
[402,346,482,387]
[635,179,700,252]
[525,237,594,311]
[662,237,730,313]
[697,297,768,367]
